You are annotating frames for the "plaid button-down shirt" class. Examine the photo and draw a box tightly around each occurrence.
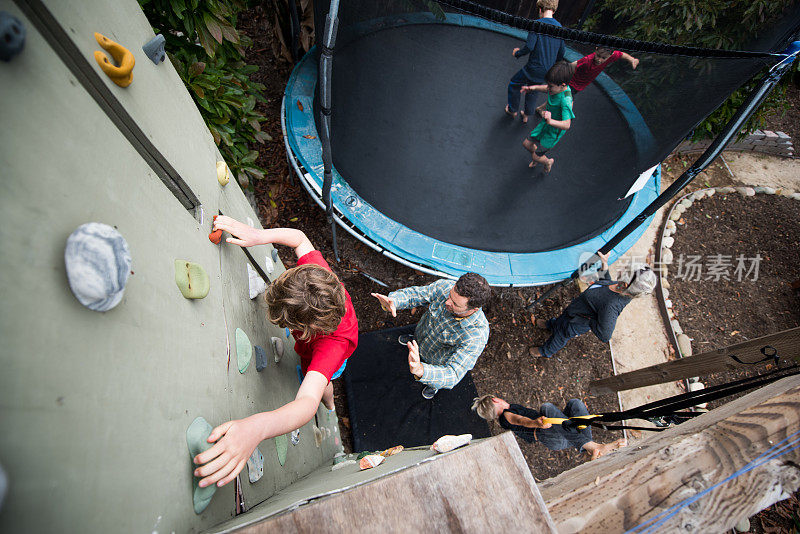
[389,279,490,390]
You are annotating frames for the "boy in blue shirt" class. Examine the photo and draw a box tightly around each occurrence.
[505,0,565,123]
[521,60,575,173]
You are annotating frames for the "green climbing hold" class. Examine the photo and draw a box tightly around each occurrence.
[275,433,288,466]
[236,328,252,373]
[174,260,210,299]
[186,417,216,514]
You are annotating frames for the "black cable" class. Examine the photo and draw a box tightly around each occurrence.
[437,0,786,59]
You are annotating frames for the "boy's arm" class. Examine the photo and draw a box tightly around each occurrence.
[620,52,639,69]
[213,216,314,259]
[193,371,328,488]
[513,32,537,58]
[546,117,571,130]
[520,83,548,93]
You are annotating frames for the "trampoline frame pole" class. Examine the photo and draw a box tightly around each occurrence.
[527,42,800,311]
[317,0,340,261]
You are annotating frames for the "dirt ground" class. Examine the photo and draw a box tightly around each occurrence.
[237,3,800,519]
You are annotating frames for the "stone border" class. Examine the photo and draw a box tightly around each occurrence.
[674,130,794,158]
[655,185,800,404]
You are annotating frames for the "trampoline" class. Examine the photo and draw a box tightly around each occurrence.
[282,7,777,285]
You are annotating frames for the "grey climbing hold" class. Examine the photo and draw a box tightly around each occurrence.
[291,429,300,445]
[264,254,275,274]
[0,12,25,62]
[65,223,132,312]
[142,34,166,64]
[271,248,279,263]
[254,345,267,372]
[186,417,217,514]
[271,336,284,363]
[246,447,264,483]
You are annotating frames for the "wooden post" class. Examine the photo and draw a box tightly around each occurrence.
[591,327,800,394]
[540,374,800,533]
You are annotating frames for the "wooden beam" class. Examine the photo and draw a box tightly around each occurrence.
[232,433,557,533]
[591,327,800,394]
[540,374,800,533]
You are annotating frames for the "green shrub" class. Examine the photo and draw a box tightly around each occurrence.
[139,0,268,187]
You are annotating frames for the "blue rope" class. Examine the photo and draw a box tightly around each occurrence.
[624,428,800,533]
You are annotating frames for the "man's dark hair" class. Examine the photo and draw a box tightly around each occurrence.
[455,272,492,309]
[545,60,575,86]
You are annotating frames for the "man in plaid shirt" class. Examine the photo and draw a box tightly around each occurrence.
[372,273,491,399]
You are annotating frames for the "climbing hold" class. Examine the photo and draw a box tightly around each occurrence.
[254,345,268,372]
[334,436,341,446]
[431,434,472,453]
[186,417,217,514]
[246,447,264,483]
[296,365,304,385]
[93,33,134,87]
[0,12,25,62]
[272,248,280,263]
[216,161,231,186]
[380,445,404,457]
[285,327,291,338]
[291,429,300,445]
[174,260,210,299]
[313,426,323,447]
[247,263,266,299]
[65,223,131,312]
[141,34,165,64]
[265,254,275,274]
[331,459,356,471]
[236,328,252,373]
[271,336,284,363]
[275,434,288,466]
[209,215,223,245]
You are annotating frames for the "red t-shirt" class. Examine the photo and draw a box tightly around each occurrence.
[292,250,358,381]
[569,50,622,91]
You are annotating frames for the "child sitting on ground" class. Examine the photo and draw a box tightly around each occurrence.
[569,47,639,95]
[192,216,358,490]
[520,60,575,173]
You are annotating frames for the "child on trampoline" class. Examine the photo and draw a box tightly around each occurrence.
[191,216,358,490]
[569,47,639,96]
[520,60,575,173]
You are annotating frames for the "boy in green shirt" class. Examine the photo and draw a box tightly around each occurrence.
[521,60,575,173]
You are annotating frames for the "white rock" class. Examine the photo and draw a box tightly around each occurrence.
[673,204,686,215]
[669,211,682,221]
[662,287,670,299]
[734,518,750,532]
[662,236,674,248]
[705,188,715,197]
[791,193,800,201]
[736,187,756,197]
[688,376,700,383]
[692,190,706,200]
[689,381,704,392]
[662,248,673,265]
[661,278,670,290]
[670,319,682,335]
[717,186,735,194]
[679,199,693,209]
[677,333,692,356]
[781,189,795,197]
[666,220,676,231]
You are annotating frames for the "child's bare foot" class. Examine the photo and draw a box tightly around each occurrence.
[521,112,528,123]
[505,105,517,117]
[543,158,554,173]
[585,438,628,460]
[529,159,538,168]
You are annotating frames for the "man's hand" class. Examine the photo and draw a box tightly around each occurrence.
[407,340,423,378]
[371,293,397,317]
[534,416,552,429]
[193,417,263,488]
[213,216,263,247]
[512,47,520,56]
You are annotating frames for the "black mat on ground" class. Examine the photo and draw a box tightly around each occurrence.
[343,324,491,452]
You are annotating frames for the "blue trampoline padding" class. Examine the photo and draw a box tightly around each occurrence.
[283,14,660,286]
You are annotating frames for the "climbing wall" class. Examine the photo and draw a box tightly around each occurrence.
[0,0,341,531]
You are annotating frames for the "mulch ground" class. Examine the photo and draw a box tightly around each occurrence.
[668,192,800,533]
[238,5,623,482]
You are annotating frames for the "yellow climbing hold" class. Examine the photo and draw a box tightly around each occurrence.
[93,33,135,87]
[174,260,210,299]
[216,161,231,186]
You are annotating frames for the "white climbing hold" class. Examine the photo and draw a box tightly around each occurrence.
[662,236,674,248]
[247,263,267,299]
[264,253,274,274]
[271,336,284,363]
[432,434,472,453]
[689,381,707,409]
[291,429,300,446]
[677,333,692,357]
[313,426,323,447]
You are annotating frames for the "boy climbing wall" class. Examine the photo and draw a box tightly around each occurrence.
[192,216,358,489]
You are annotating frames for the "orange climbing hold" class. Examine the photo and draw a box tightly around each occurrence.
[209,215,223,244]
[93,33,135,87]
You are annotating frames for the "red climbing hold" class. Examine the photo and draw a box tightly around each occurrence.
[209,215,222,244]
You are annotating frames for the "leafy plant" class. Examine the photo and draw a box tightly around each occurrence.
[139,0,269,187]
[586,0,799,140]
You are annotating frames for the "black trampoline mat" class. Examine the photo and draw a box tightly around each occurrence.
[326,24,640,253]
[343,325,490,452]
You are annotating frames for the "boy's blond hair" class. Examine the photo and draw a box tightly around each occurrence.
[537,0,559,13]
[471,395,498,421]
[265,263,346,340]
